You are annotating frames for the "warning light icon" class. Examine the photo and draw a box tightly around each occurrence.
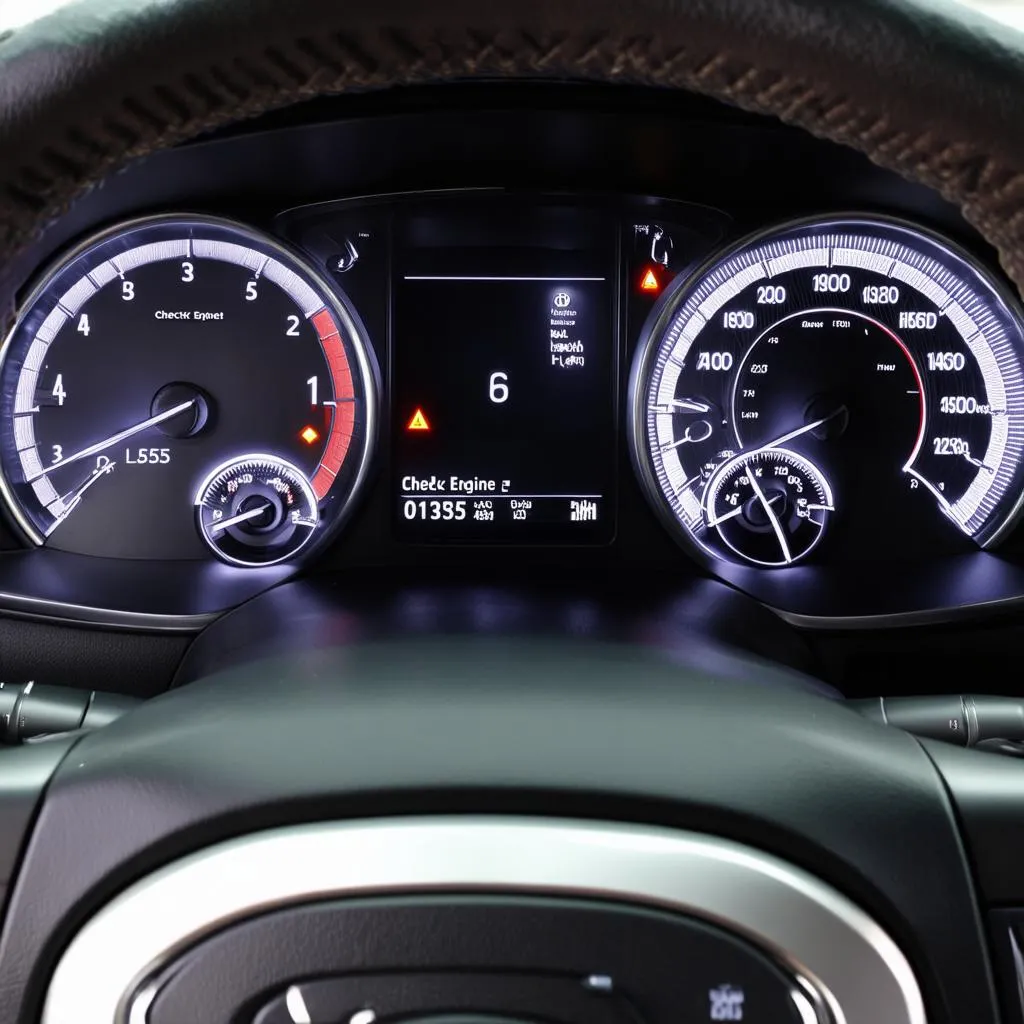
[640,268,660,293]
[407,408,431,432]
[300,425,320,445]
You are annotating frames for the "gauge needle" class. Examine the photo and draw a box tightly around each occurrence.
[210,501,272,535]
[748,406,847,457]
[964,453,995,472]
[28,399,196,481]
[706,504,747,528]
[44,460,117,536]
[747,471,793,564]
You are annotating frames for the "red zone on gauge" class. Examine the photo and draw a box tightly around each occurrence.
[866,314,927,469]
[731,308,928,471]
[310,308,357,500]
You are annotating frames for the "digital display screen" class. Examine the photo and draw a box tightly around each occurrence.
[392,207,616,543]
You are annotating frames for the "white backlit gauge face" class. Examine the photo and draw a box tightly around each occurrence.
[629,216,1024,568]
[0,215,377,567]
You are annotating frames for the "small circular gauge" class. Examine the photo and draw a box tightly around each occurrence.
[703,448,834,567]
[195,454,318,567]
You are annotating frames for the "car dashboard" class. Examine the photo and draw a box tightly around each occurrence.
[9,1,1024,1018]
[2,83,1024,700]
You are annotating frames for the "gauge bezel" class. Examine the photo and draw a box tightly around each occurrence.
[0,212,380,564]
[628,211,1024,566]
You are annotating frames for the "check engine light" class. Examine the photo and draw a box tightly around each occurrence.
[640,267,661,293]
[407,408,431,432]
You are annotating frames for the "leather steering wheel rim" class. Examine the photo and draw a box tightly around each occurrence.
[0,0,1023,296]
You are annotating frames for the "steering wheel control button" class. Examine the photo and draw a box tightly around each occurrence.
[146,899,807,1024]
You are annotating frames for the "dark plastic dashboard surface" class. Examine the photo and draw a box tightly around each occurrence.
[1,87,1022,631]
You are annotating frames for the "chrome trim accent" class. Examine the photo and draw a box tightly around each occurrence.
[0,590,216,632]
[40,817,926,1024]
[793,986,824,1024]
[770,594,1024,630]
[1008,926,1024,1020]
[125,984,157,1024]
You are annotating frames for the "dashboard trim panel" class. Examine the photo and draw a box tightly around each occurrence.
[39,817,926,1024]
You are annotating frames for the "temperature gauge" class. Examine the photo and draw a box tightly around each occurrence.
[195,454,319,567]
[703,448,834,567]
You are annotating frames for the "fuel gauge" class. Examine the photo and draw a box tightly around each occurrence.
[195,454,319,567]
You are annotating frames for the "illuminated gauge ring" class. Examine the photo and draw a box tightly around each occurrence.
[629,214,1024,565]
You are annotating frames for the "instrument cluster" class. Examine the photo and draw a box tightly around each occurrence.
[3,190,1024,623]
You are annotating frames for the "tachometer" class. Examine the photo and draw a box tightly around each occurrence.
[630,215,1024,567]
[0,215,377,565]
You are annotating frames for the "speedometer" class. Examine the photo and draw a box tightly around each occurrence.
[630,215,1024,567]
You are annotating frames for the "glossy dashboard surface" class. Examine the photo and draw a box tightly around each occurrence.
[3,86,1024,634]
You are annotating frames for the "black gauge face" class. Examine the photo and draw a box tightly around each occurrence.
[631,216,1024,568]
[0,216,377,564]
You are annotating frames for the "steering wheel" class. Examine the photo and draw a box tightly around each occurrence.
[0,2,1019,1023]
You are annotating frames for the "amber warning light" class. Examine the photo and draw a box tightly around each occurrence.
[640,268,661,293]
[300,425,320,445]
[407,408,431,432]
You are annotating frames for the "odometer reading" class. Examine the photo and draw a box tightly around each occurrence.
[0,215,376,564]
[631,216,1024,567]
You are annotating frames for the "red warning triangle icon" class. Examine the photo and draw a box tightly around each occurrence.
[407,408,431,431]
